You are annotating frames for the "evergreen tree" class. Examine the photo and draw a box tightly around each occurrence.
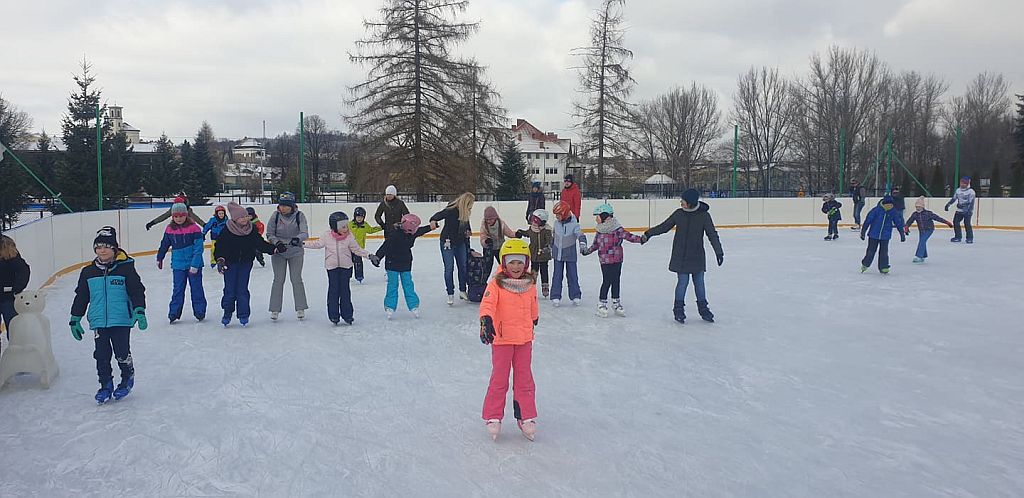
[928,163,945,199]
[989,164,1002,197]
[177,140,200,201]
[1012,94,1024,197]
[29,130,59,199]
[102,131,139,207]
[0,94,32,228]
[179,123,221,204]
[495,141,528,201]
[141,133,179,197]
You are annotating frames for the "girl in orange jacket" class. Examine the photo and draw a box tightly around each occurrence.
[479,239,539,442]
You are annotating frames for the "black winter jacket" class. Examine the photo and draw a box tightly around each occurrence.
[0,254,31,302]
[822,199,843,221]
[430,206,470,247]
[375,199,410,229]
[645,202,724,274]
[213,230,277,265]
[375,225,433,272]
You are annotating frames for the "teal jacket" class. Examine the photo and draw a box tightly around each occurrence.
[71,250,147,330]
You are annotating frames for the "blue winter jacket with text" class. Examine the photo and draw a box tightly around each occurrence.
[71,250,147,330]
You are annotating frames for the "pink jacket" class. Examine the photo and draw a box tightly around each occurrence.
[304,230,371,270]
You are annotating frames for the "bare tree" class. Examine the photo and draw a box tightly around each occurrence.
[626,102,661,175]
[872,71,948,194]
[347,0,492,196]
[642,84,723,186]
[300,114,333,196]
[731,67,797,195]
[571,0,635,190]
[942,72,1015,184]
[456,61,506,191]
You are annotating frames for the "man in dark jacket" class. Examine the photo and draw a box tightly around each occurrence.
[849,179,865,230]
[526,182,546,222]
[642,188,724,325]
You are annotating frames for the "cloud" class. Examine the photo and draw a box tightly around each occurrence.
[1,0,1021,145]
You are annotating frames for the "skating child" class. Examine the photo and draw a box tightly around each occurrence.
[246,207,267,267]
[349,206,382,283]
[859,195,906,274]
[0,235,30,341]
[69,226,147,404]
[156,203,207,323]
[465,244,492,302]
[145,192,204,230]
[304,212,372,325]
[821,193,842,240]
[945,176,976,243]
[549,201,586,307]
[213,203,285,326]
[369,214,434,319]
[515,209,553,298]
[642,189,724,324]
[479,239,539,442]
[203,204,229,267]
[905,196,952,263]
[580,203,643,317]
[479,206,517,265]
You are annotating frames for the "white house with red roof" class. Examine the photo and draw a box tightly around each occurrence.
[489,119,572,193]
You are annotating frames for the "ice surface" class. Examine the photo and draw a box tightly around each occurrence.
[1,228,1023,497]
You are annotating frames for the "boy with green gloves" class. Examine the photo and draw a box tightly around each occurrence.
[70,226,148,404]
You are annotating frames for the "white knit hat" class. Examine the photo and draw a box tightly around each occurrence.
[385,185,398,196]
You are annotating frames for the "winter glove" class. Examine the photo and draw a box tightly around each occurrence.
[216,257,229,274]
[157,260,164,270]
[860,233,866,241]
[946,221,953,227]
[274,242,288,254]
[533,318,538,326]
[290,237,302,247]
[480,316,496,345]
[944,202,951,212]
[904,228,910,236]
[132,307,148,331]
[145,221,154,231]
[69,316,85,341]
[189,267,199,275]
[716,254,724,266]
[640,234,649,245]
[369,254,381,267]
[900,234,906,243]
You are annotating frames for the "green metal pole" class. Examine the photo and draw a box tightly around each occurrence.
[839,128,846,195]
[894,156,932,197]
[886,129,893,192]
[96,105,103,211]
[299,112,305,202]
[731,124,738,197]
[954,126,961,185]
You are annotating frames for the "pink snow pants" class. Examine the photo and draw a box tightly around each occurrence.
[482,342,537,421]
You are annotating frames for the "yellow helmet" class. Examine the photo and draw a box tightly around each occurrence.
[498,239,531,268]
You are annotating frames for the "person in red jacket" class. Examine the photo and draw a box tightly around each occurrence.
[479,239,539,442]
[246,207,267,267]
[560,174,582,220]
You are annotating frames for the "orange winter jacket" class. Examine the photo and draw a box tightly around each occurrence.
[479,269,539,346]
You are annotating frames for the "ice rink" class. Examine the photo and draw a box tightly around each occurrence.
[1,228,1023,497]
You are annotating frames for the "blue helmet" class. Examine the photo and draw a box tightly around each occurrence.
[593,203,614,216]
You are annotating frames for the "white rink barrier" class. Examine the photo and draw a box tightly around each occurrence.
[7,197,1023,290]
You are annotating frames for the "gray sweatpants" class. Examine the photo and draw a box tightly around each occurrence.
[270,253,308,312]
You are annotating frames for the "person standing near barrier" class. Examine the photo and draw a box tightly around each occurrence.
[266,192,309,321]
[0,235,30,341]
[945,176,976,244]
[891,186,906,222]
[430,193,475,305]
[849,179,865,230]
[560,174,582,220]
[375,185,410,233]
[526,182,546,223]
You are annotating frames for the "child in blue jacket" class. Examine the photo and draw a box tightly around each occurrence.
[821,193,842,240]
[70,226,147,404]
[859,195,906,274]
[157,203,207,323]
[203,205,228,266]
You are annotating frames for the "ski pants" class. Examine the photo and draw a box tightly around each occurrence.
[862,238,890,271]
[0,299,15,337]
[482,342,537,421]
[385,270,419,311]
[599,262,622,301]
[327,267,354,323]
[440,240,468,295]
[550,260,581,301]
[221,261,254,320]
[953,212,973,241]
[674,271,707,303]
[94,327,133,385]
[915,230,933,259]
[853,201,865,225]
[531,261,549,286]
[169,268,207,320]
[270,252,308,312]
[828,219,839,236]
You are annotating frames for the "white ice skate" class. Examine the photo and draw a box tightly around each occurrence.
[517,418,536,441]
[459,291,468,301]
[597,302,609,318]
[551,299,561,307]
[270,312,279,321]
[486,419,501,441]
[297,309,306,320]
[385,308,395,320]
[446,294,454,306]
[411,308,420,319]
[571,298,582,306]
[612,299,626,317]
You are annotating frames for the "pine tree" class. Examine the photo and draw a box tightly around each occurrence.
[141,134,180,197]
[177,140,199,201]
[0,94,32,228]
[495,141,528,201]
[179,123,221,204]
[29,130,59,199]
[928,163,945,199]
[1012,94,1024,197]
[54,61,105,211]
[989,164,1002,197]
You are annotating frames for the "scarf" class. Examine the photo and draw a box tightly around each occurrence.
[227,218,253,236]
[330,230,350,241]
[594,218,623,234]
[496,272,535,293]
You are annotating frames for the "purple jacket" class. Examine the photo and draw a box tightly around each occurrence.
[905,209,949,232]
[584,219,642,265]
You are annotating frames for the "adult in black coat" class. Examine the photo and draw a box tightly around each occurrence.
[0,234,31,333]
[375,185,410,231]
[642,189,724,324]
[526,182,546,222]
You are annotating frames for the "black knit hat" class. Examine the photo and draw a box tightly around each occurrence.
[93,226,119,250]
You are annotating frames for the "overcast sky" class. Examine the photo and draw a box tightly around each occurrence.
[2,0,1021,144]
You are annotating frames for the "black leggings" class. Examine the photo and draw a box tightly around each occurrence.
[599,263,622,300]
[532,261,549,285]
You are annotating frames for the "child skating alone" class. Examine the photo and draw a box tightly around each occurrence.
[70,226,147,403]
[905,196,952,263]
[859,195,906,274]
[549,201,586,307]
[156,202,207,323]
[945,176,976,244]
[349,206,382,283]
[479,239,539,441]
[581,203,643,317]
[822,193,842,240]
[304,212,372,325]
[213,203,285,326]
[369,214,434,319]
[515,209,553,298]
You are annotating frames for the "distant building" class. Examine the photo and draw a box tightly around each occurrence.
[223,137,279,189]
[105,106,141,145]
[487,119,571,193]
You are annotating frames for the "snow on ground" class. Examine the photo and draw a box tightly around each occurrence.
[1,228,1023,497]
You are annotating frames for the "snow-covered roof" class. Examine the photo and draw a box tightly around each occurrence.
[644,174,676,185]
[235,138,263,149]
[121,122,140,132]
